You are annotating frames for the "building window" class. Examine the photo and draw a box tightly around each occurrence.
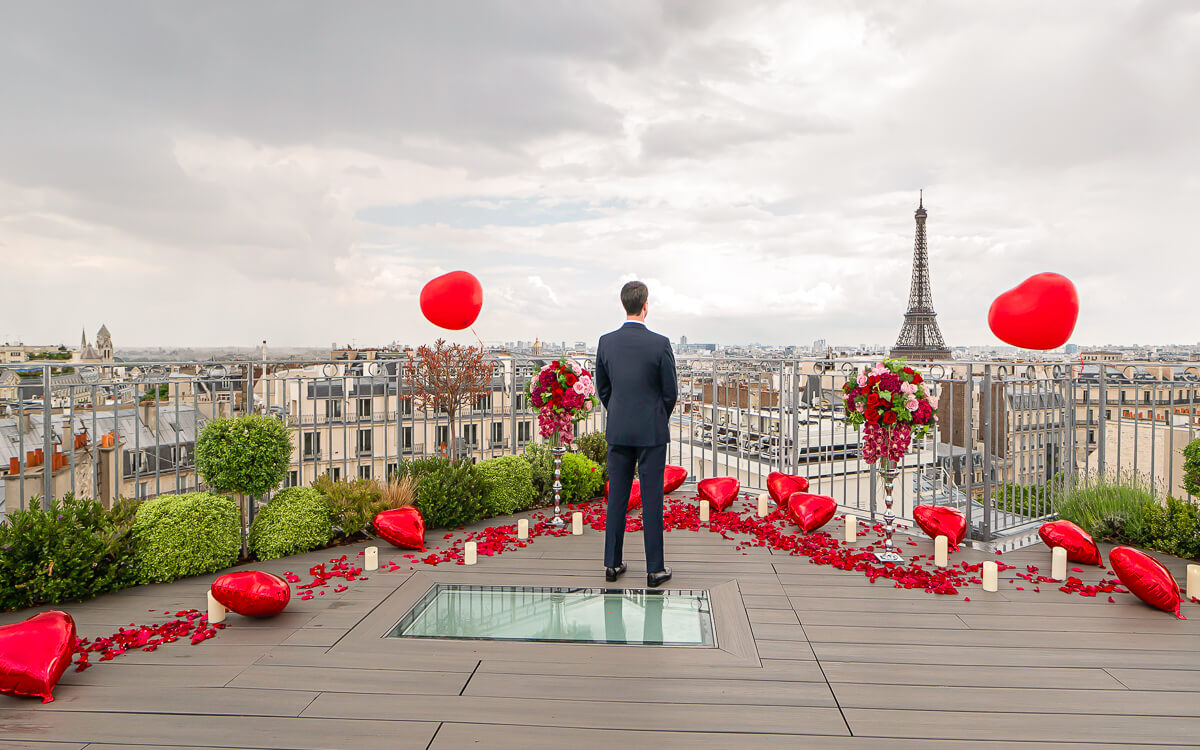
[357,398,372,419]
[386,462,398,479]
[436,425,449,449]
[401,398,413,416]
[463,424,478,446]
[357,429,373,455]
[326,399,342,419]
[402,426,413,451]
[330,466,341,482]
[474,393,492,412]
[518,421,532,442]
[491,422,504,445]
[288,470,298,487]
[358,465,372,480]
[303,432,321,458]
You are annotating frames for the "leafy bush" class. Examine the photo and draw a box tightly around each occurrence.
[399,457,490,529]
[133,492,240,583]
[313,475,382,541]
[1142,495,1200,560]
[1055,475,1156,546]
[195,414,294,496]
[575,431,609,479]
[249,487,333,560]
[477,456,537,516]
[521,444,603,505]
[0,494,139,612]
[1184,438,1200,498]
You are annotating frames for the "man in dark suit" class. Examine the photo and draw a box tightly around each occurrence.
[594,281,678,587]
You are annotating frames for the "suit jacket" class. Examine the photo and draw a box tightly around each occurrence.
[595,322,678,447]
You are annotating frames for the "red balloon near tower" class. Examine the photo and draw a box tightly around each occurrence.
[988,273,1079,350]
[420,271,483,330]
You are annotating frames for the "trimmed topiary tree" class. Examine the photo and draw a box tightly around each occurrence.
[402,457,490,530]
[195,413,294,556]
[1183,438,1200,499]
[558,452,604,504]
[476,455,537,516]
[133,492,240,583]
[249,487,334,560]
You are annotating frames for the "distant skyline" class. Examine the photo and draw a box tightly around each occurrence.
[2,2,1197,348]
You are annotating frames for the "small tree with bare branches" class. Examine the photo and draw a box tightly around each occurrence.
[408,339,495,459]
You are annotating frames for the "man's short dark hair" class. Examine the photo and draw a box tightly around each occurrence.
[620,281,648,315]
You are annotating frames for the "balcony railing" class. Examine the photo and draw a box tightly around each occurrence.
[3,357,1198,541]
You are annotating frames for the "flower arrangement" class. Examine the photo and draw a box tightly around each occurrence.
[842,359,939,464]
[528,358,599,445]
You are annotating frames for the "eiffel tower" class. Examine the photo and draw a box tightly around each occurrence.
[890,191,952,361]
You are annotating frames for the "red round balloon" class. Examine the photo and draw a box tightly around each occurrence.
[419,271,483,330]
[786,492,836,533]
[211,571,291,618]
[374,506,426,551]
[0,610,76,703]
[1038,520,1103,566]
[663,465,688,495]
[913,504,967,547]
[987,272,1079,350]
[1110,546,1183,617]
[698,477,740,512]
[605,479,642,511]
[767,472,810,505]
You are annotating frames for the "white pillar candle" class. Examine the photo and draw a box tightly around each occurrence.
[207,590,226,624]
[464,541,477,566]
[699,499,710,523]
[517,519,529,540]
[1187,564,1200,601]
[844,514,857,543]
[1051,547,1068,581]
[364,546,379,571]
[572,512,583,535]
[934,535,949,568]
[757,494,769,518]
[982,561,999,592]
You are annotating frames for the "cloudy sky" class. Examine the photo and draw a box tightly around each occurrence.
[2,1,1196,349]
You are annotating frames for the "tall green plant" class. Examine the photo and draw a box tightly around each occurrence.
[195,413,293,555]
[1183,438,1200,498]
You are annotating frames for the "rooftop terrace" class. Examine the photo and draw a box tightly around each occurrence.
[3,493,1199,749]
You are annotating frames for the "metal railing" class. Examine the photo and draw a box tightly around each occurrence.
[2,357,1197,541]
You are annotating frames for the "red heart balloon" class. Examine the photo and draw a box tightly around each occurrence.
[1038,520,1103,566]
[987,272,1079,350]
[786,492,836,533]
[419,270,483,331]
[375,506,426,551]
[913,504,967,546]
[211,571,291,618]
[698,477,740,512]
[605,480,642,511]
[0,611,76,703]
[663,465,687,495]
[767,472,810,504]
[1110,546,1182,617]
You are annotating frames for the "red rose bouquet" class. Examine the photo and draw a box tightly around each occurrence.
[528,358,599,445]
[842,359,938,464]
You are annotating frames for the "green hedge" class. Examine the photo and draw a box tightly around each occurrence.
[133,492,240,582]
[249,487,333,560]
[400,457,490,529]
[575,431,608,480]
[0,494,139,612]
[477,456,537,516]
[1056,476,1200,560]
[1184,438,1200,498]
[522,445,604,505]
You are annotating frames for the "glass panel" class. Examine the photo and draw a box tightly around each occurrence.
[389,584,715,647]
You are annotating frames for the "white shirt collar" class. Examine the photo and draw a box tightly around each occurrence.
[624,320,646,326]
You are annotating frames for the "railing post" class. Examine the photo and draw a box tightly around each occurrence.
[42,364,54,509]
[963,364,975,537]
[981,365,993,541]
[1097,366,1107,477]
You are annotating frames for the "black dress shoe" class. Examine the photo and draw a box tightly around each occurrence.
[605,563,627,582]
[647,567,672,587]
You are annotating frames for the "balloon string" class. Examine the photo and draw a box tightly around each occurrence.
[470,326,484,349]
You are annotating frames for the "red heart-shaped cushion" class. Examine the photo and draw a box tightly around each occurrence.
[605,480,642,511]
[698,477,740,512]
[0,610,77,703]
[374,506,426,551]
[913,504,967,546]
[419,270,483,331]
[786,492,836,533]
[663,465,687,494]
[211,571,291,618]
[987,272,1079,350]
[1110,546,1182,617]
[1038,520,1103,566]
[767,472,810,504]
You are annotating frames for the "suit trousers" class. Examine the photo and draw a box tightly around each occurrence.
[604,442,667,572]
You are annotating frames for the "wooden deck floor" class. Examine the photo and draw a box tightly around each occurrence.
[3,502,1199,749]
